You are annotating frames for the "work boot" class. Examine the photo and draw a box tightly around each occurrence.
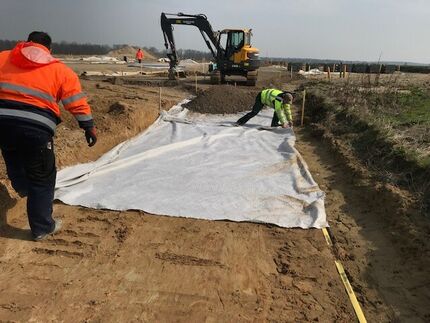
[33,219,62,241]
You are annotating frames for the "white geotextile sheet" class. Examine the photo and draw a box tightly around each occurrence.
[55,101,327,228]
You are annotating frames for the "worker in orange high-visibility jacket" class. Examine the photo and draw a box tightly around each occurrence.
[136,48,144,64]
[0,31,97,241]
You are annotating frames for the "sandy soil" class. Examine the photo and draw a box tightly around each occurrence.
[295,129,430,323]
[0,64,428,322]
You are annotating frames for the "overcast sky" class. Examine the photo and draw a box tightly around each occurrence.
[1,0,429,63]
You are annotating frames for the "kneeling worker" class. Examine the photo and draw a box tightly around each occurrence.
[0,31,97,240]
[235,88,294,128]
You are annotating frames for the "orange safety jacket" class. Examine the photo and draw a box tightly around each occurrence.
[0,41,93,133]
[136,50,144,60]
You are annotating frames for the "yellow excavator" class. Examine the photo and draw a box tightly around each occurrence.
[161,12,261,85]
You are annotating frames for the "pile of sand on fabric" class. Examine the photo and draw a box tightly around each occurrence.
[184,85,259,114]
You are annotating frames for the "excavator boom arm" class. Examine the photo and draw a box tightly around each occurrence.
[160,12,223,71]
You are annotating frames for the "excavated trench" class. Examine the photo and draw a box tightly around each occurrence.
[177,82,430,320]
[297,90,430,322]
[185,83,430,320]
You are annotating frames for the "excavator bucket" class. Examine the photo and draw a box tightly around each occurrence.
[168,68,186,80]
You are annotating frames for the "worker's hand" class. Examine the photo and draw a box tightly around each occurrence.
[85,127,97,147]
[281,122,289,128]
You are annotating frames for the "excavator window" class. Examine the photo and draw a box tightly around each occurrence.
[219,32,227,52]
[244,32,251,46]
[229,31,244,50]
[223,31,244,59]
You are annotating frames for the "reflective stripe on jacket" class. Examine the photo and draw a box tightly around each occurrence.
[260,88,292,124]
[261,89,283,106]
[0,41,93,131]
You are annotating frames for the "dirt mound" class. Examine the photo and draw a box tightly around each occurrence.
[107,46,155,60]
[108,101,133,115]
[185,85,259,114]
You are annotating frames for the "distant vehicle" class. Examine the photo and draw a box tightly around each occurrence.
[160,12,260,85]
[157,57,170,63]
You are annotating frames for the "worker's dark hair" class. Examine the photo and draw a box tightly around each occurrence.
[27,31,52,49]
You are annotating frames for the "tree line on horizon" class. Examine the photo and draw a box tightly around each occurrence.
[2,39,426,68]
[0,39,112,55]
[0,39,213,60]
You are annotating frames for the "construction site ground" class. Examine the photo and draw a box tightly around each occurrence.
[0,64,429,322]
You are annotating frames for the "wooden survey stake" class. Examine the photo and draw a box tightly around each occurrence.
[301,89,306,126]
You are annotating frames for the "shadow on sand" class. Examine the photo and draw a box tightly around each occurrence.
[0,183,32,241]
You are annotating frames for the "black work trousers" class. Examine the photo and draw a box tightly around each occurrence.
[0,123,56,237]
[236,93,279,127]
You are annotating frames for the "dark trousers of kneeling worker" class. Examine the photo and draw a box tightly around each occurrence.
[0,121,56,237]
[236,93,280,127]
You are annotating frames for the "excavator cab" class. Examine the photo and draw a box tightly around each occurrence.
[220,30,245,59]
[216,29,260,84]
[161,12,260,86]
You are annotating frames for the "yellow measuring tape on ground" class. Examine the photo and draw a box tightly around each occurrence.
[321,227,333,246]
[322,228,367,323]
[335,260,367,323]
